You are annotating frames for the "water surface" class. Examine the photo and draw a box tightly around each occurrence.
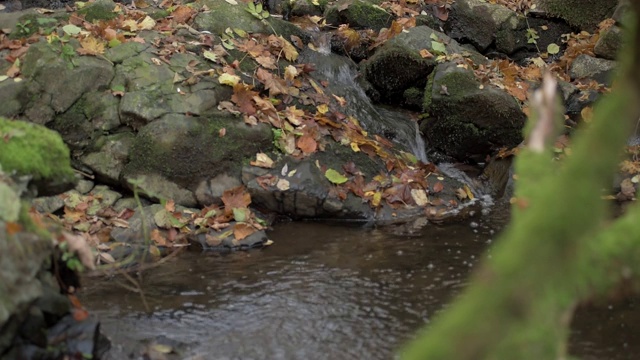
[81,212,639,359]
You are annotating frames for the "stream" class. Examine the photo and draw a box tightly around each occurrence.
[81,205,640,360]
[80,44,640,360]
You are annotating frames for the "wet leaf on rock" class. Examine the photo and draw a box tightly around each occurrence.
[325,169,348,184]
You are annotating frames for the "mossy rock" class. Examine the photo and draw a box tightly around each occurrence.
[0,117,76,196]
[123,113,273,192]
[421,62,524,161]
[77,0,118,22]
[324,0,392,31]
[538,0,617,30]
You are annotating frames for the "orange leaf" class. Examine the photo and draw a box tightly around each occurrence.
[297,134,318,154]
[6,222,22,235]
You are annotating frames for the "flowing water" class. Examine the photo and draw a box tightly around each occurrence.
[81,207,640,359]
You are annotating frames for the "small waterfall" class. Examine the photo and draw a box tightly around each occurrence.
[300,49,428,163]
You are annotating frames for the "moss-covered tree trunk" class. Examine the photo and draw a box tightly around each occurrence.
[401,3,640,359]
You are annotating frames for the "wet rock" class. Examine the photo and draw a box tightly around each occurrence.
[122,113,272,206]
[569,54,617,85]
[594,25,623,60]
[80,133,135,184]
[188,222,268,250]
[495,17,572,62]
[361,26,485,103]
[113,196,151,213]
[421,62,525,162]
[612,0,632,24]
[324,0,393,32]
[45,314,103,359]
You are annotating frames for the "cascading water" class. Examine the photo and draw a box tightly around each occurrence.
[299,49,428,163]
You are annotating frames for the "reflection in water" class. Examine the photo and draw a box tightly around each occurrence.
[81,215,639,359]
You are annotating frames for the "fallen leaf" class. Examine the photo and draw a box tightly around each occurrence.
[250,152,275,168]
[325,169,348,184]
[432,181,444,193]
[276,178,290,190]
[233,222,256,240]
[297,134,317,154]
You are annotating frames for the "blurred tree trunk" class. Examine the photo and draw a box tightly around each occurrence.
[401,3,640,359]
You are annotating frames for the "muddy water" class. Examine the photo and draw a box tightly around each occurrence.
[81,211,640,360]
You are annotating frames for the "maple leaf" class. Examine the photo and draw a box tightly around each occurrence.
[255,55,277,69]
[284,106,305,125]
[76,36,105,56]
[172,5,195,24]
[231,83,258,115]
[221,186,252,216]
[238,38,266,58]
[256,67,287,97]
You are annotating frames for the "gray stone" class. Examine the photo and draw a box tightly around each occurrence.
[80,133,134,184]
[122,173,198,208]
[569,54,617,85]
[594,25,623,60]
[75,180,95,195]
[21,41,114,114]
[195,173,242,206]
[90,185,122,208]
[32,195,65,214]
[113,197,150,213]
[0,79,28,118]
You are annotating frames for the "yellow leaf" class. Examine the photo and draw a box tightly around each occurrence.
[76,36,105,56]
[138,16,156,31]
[250,152,275,168]
[372,191,382,207]
[316,103,329,114]
[284,65,298,81]
[279,36,298,61]
[219,73,241,86]
[350,142,360,152]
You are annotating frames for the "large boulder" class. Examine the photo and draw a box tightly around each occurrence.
[122,113,273,206]
[421,62,525,162]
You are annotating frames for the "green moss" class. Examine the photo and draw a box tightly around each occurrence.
[422,71,435,113]
[0,118,75,183]
[538,0,617,29]
[77,0,118,22]
[9,14,53,39]
[342,1,392,31]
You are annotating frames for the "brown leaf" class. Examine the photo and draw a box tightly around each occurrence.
[151,229,168,246]
[432,181,444,193]
[221,186,252,213]
[233,222,256,241]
